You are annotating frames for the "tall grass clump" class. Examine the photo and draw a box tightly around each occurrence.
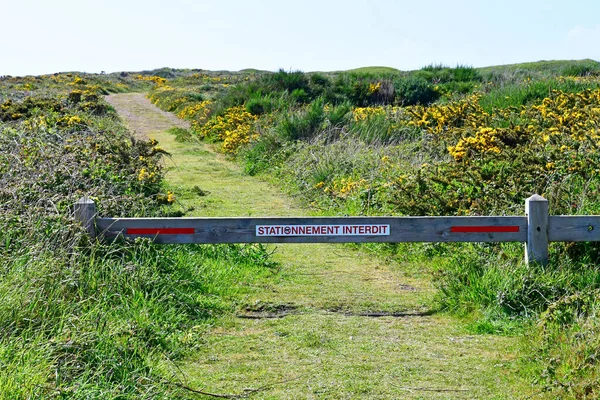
[479,77,600,111]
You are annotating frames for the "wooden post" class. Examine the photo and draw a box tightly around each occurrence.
[525,194,548,265]
[74,197,97,239]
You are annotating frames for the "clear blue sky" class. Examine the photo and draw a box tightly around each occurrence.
[2,0,599,76]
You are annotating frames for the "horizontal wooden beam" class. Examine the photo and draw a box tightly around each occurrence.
[96,216,527,244]
[548,216,600,242]
[77,195,600,265]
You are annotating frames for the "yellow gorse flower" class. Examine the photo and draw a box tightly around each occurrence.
[135,75,167,87]
[177,100,213,122]
[368,82,382,94]
[403,89,600,160]
[353,107,386,122]
[198,106,258,154]
[166,191,176,203]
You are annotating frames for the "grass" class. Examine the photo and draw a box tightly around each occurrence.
[0,241,277,399]
[0,78,280,398]
[478,77,600,111]
[144,59,600,397]
[179,313,527,399]
[345,66,402,74]
[478,59,600,76]
[106,92,537,398]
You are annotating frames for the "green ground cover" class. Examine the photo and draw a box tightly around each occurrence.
[107,92,533,399]
[0,74,277,398]
[3,58,600,398]
[145,59,600,398]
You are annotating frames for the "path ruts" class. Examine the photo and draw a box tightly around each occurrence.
[106,93,533,399]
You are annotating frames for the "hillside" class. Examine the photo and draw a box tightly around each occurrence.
[2,58,600,397]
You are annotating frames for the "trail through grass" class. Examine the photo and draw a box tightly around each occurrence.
[105,93,537,399]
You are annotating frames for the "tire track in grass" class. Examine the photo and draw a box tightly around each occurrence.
[106,93,536,399]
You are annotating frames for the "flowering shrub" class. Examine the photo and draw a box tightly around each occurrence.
[178,100,213,133]
[271,87,600,220]
[323,177,368,198]
[177,100,212,120]
[197,106,258,154]
[404,89,600,162]
[353,106,386,122]
[135,74,167,87]
[367,82,381,94]
[0,74,218,398]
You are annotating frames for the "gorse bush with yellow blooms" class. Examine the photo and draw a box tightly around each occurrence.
[197,106,258,153]
[177,100,212,121]
[404,88,600,162]
[134,74,167,87]
[300,87,600,218]
[0,78,170,396]
[353,106,387,121]
[1,87,169,217]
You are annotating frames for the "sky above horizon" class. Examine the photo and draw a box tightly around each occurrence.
[1,0,599,76]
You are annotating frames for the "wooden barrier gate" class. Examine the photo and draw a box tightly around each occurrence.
[75,194,600,265]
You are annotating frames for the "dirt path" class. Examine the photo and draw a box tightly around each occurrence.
[106,93,535,399]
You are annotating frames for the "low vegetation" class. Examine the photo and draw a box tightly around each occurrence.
[3,58,600,397]
[147,59,600,397]
[0,73,276,398]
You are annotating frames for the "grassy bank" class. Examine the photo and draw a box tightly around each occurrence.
[0,74,276,398]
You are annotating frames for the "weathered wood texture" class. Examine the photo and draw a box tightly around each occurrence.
[78,195,600,265]
[548,216,600,242]
[96,216,527,244]
[525,195,549,265]
[74,197,97,239]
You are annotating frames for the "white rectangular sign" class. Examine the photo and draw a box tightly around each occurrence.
[256,224,390,237]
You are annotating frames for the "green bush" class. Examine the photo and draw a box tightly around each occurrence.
[346,79,371,106]
[167,126,193,142]
[452,64,482,82]
[242,131,287,175]
[186,92,204,102]
[291,88,309,103]
[414,64,481,84]
[277,98,326,141]
[393,76,440,106]
[245,92,274,115]
[562,63,599,77]
[309,72,331,91]
[327,101,352,127]
[267,69,311,94]
[212,81,262,115]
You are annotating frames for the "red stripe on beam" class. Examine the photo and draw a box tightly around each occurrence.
[451,226,520,233]
[127,228,195,235]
